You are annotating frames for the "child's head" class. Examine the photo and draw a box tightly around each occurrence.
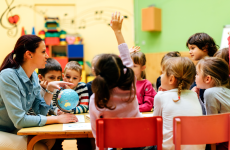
[38,58,62,82]
[214,48,229,64]
[161,51,181,66]
[91,54,136,110]
[161,57,196,102]
[130,52,146,79]
[91,54,102,76]
[63,61,82,89]
[186,33,218,61]
[196,57,229,89]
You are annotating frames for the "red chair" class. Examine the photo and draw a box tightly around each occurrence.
[173,113,230,150]
[96,117,163,150]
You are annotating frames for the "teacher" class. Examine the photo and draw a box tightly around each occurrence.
[0,35,78,150]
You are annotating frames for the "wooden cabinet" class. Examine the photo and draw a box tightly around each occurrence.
[142,7,161,31]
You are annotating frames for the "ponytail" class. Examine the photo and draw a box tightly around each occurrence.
[0,35,42,72]
[92,75,115,110]
[92,54,136,110]
[0,51,19,72]
[173,80,184,102]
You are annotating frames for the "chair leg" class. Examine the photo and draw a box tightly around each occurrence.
[211,144,216,150]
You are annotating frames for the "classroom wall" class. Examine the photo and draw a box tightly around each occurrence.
[134,0,230,53]
[134,0,230,83]
[0,0,134,69]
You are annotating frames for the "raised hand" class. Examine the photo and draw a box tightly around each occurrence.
[129,46,141,54]
[110,12,124,33]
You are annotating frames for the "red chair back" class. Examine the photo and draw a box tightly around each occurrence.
[173,113,230,150]
[96,117,162,150]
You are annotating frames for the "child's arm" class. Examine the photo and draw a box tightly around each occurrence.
[111,12,133,68]
[73,83,89,114]
[139,84,156,112]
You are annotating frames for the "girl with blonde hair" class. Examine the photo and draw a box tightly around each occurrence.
[153,57,205,150]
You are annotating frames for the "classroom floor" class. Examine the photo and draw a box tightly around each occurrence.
[62,139,78,150]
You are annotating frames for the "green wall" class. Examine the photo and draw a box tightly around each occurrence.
[134,0,230,53]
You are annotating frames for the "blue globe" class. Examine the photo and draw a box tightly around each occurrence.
[57,89,79,112]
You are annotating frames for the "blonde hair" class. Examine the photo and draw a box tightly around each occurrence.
[197,57,229,88]
[130,52,146,79]
[64,61,82,75]
[162,57,196,102]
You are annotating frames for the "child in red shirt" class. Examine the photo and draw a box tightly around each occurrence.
[130,48,156,112]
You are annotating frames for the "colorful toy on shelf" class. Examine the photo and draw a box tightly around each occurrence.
[32,27,36,35]
[45,37,60,45]
[21,27,25,36]
[74,36,83,44]
[38,30,45,40]
[42,17,68,45]
[44,17,60,32]
[66,34,83,45]
[60,30,67,45]
[66,36,76,45]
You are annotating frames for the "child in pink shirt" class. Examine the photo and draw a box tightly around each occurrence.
[130,50,156,112]
[89,12,142,150]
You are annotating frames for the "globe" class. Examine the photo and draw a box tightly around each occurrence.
[56,89,79,112]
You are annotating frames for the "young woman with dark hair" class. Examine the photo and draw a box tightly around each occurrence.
[0,35,77,150]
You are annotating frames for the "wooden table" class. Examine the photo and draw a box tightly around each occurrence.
[17,113,92,150]
[17,112,153,150]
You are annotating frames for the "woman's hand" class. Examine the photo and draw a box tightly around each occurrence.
[46,81,73,92]
[110,12,123,33]
[57,108,65,115]
[57,113,78,123]
[130,46,141,54]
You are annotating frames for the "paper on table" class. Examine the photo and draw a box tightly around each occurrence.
[63,123,91,130]
[86,114,90,120]
[75,115,85,122]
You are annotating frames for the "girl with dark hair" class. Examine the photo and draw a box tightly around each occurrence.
[89,12,142,149]
[0,35,78,150]
[186,33,219,114]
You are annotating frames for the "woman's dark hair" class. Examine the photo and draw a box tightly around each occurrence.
[91,54,136,110]
[214,48,229,65]
[186,33,218,56]
[0,35,42,71]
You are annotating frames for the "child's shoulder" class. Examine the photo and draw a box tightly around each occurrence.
[137,79,152,86]
[204,87,230,98]
[77,82,87,86]
[74,82,88,91]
